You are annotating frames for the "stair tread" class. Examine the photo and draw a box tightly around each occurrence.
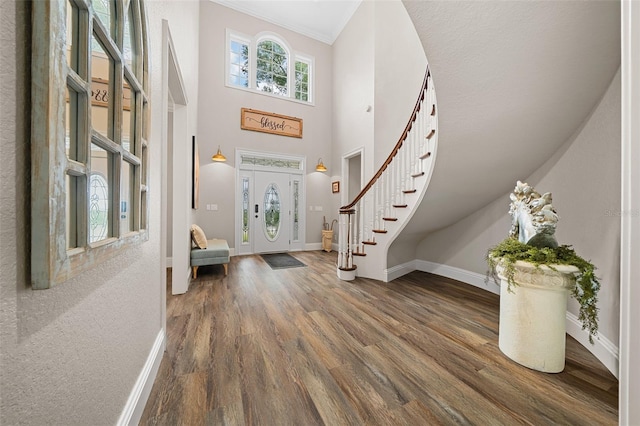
[426,129,436,139]
[403,189,417,194]
[383,217,398,221]
[372,229,388,234]
[419,152,431,160]
[362,241,377,245]
[352,252,367,257]
[393,204,408,208]
[411,172,425,178]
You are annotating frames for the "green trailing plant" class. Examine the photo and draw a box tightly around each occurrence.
[486,237,600,344]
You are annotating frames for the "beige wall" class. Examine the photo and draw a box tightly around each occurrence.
[0,0,200,424]
[332,0,375,188]
[415,69,622,345]
[331,0,426,228]
[195,2,334,248]
[373,0,427,168]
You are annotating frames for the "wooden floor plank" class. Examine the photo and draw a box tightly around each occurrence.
[283,336,363,426]
[140,251,618,425]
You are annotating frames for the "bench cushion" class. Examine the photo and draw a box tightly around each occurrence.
[190,239,229,266]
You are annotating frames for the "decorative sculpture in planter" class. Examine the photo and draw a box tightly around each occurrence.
[487,181,600,373]
[508,180,559,248]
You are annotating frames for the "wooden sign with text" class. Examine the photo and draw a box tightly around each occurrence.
[241,108,303,138]
[68,78,132,111]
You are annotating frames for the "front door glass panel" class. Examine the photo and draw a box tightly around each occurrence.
[263,183,281,241]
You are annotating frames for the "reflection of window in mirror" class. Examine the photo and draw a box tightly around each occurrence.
[32,0,150,289]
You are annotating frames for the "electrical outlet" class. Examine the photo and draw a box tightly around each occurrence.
[211,204,218,211]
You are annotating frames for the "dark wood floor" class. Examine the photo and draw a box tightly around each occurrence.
[140,250,618,425]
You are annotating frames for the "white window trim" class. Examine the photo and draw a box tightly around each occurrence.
[225,28,315,105]
[226,29,252,89]
[293,53,314,104]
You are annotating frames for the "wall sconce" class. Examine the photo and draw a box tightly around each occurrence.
[315,158,327,172]
[212,146,227,162]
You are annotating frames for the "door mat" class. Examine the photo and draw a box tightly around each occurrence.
[261,253,306,270]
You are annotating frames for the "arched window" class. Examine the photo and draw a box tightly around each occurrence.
[256,39,288,95]
[226,30,314,104]
[32,0,150,289]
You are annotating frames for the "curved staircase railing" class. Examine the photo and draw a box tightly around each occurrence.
[337,67,437,280]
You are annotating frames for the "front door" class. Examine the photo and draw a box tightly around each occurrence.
[253,171,291,253]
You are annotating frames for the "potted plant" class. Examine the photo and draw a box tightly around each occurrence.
[486,181,600,373]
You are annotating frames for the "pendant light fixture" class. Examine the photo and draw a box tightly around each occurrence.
[315,158,327,172]
[212,146,227,162]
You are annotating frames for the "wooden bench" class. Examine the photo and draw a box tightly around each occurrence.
[190,238,230,279]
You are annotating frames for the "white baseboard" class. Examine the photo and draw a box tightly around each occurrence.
[414,260,500,295]
[412,260,619,377]
[566,312,619,378]
[305,243,322,251]
[385,260,416,282]
[117,330,166,426]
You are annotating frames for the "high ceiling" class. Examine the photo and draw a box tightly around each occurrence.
[210,0,362,45]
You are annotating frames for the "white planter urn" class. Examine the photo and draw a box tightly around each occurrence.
[495,260,579,373]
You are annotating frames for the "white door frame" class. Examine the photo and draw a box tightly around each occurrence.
[342,146,365,206]
[235,149,306,255]
[620,2,639,423]
[161,20,189,322]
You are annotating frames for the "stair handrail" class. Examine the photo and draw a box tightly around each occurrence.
[339,66,431,212]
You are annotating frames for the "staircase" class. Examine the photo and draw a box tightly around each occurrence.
[337,67,437,281]
[336,1,619,282]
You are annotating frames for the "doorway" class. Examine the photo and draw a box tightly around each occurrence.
[235,150,306,255]
[342,147,364,205]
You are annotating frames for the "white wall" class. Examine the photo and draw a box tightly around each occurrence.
[0,0,200,424]
[415,70,621,351]
[195,2,334,248]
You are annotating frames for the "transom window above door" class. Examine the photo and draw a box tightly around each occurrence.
[226,29,314,104]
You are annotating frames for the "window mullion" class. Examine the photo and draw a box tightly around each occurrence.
[287,54,292,98]
[66,159,88,176]
[92,15,120,62]
[115,0,124,52]
[91,129,121,153]
[112,153,122,238]
[122,151,141,167]
[131,160,141,232]
[76,4,90,80]
[123,66,142,94]
[113,65,124,146]
[130,0,143,80]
